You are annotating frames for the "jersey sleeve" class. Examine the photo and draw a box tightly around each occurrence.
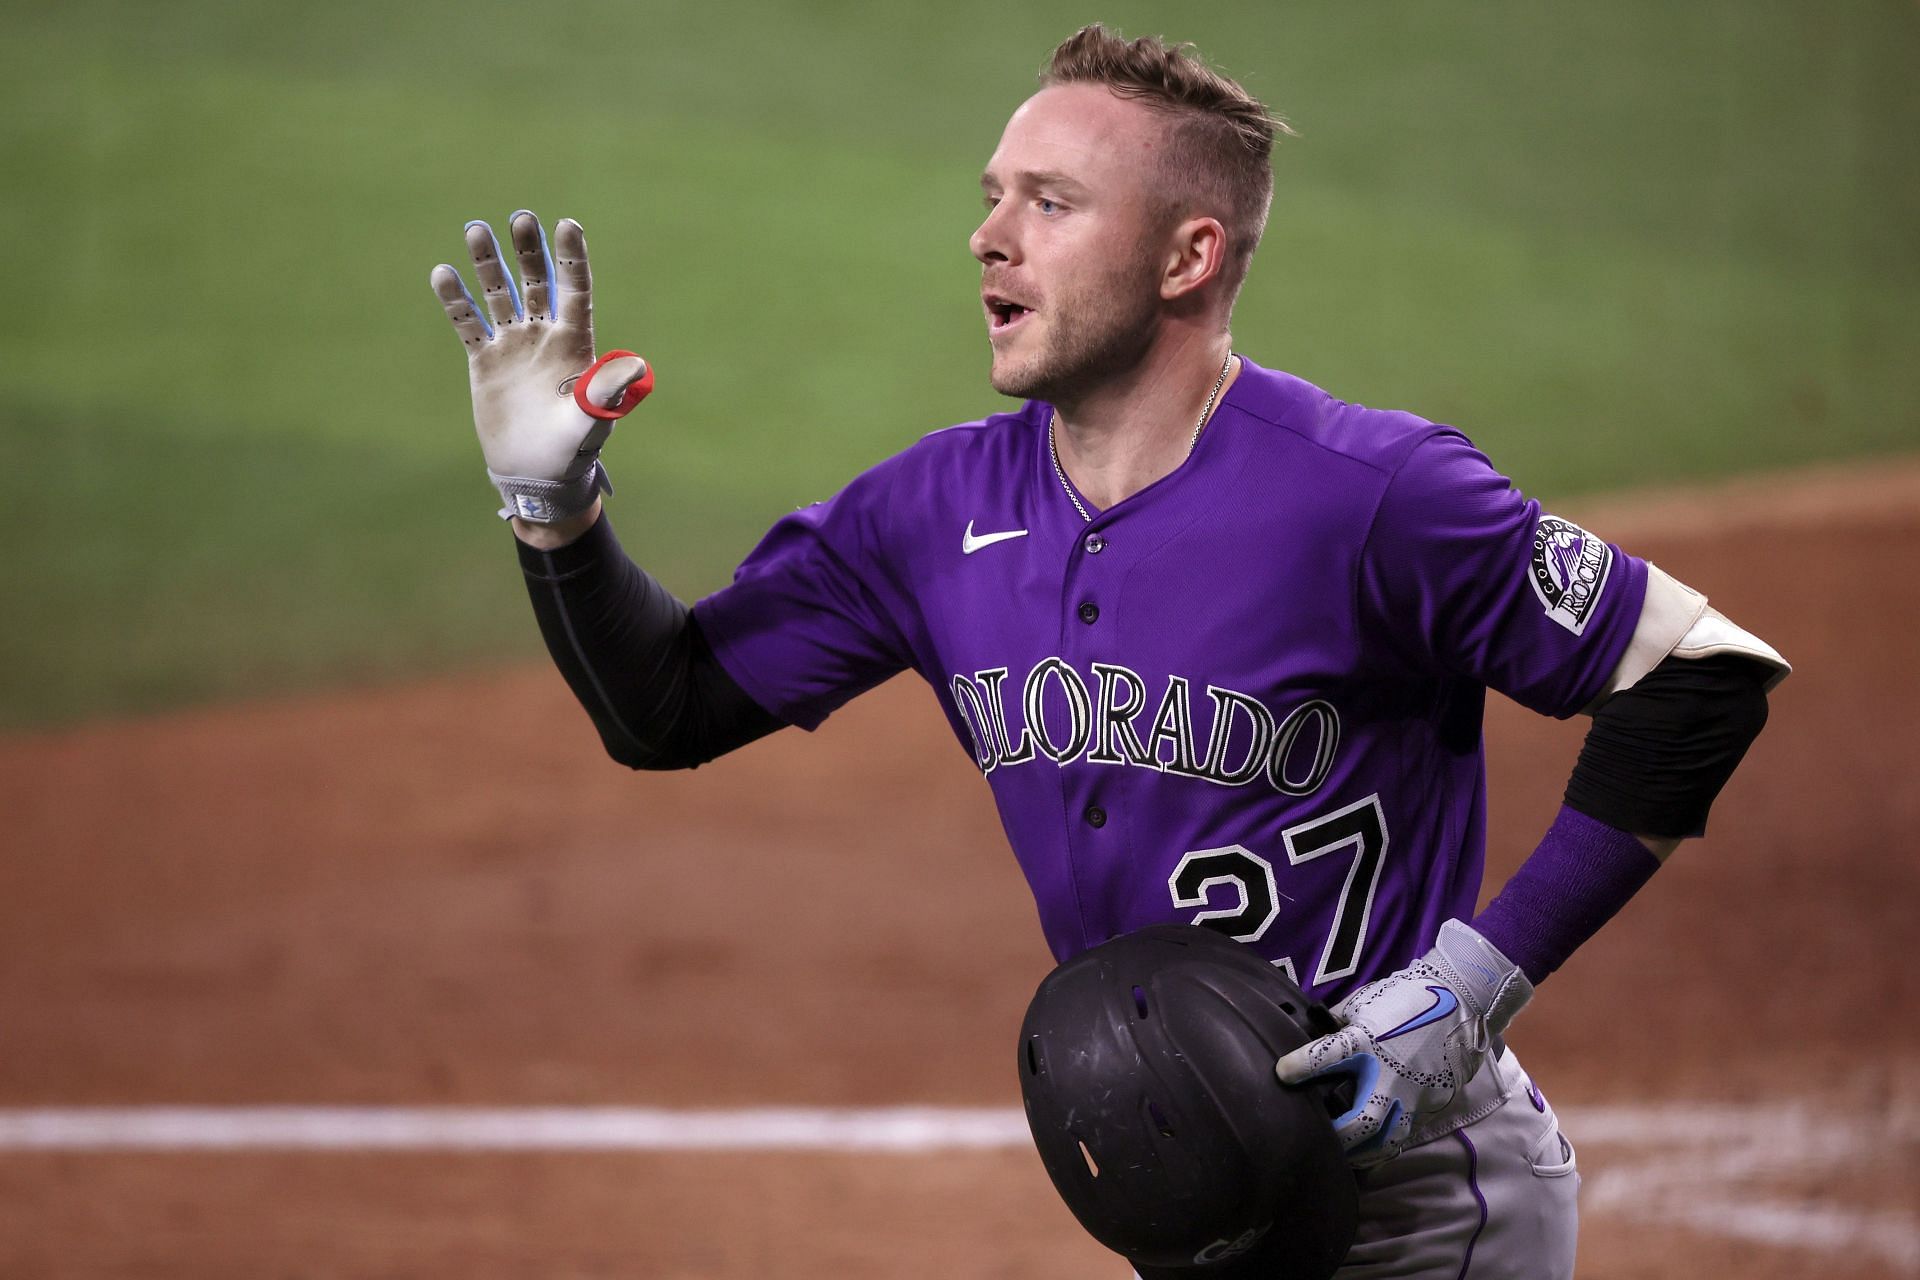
[690,457,916,732]
[1356,430,1648,718]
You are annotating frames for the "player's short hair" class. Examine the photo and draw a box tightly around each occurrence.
[1040,24,1291,301]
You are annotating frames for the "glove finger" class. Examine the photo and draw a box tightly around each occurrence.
[1320,1052,1383,1130]
[1343,1098,1407,1166]
[552,218,593,332]
[464,219,524,328]
[1276,1030,1362,1084]
[509,210,555,321]
[430,264,492,348]
[1275,1037,1324,1084]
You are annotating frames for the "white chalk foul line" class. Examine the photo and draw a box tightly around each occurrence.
[0,1102,1912,1269]
[7,1099,1912,1152]
[0,1106,1032,1152]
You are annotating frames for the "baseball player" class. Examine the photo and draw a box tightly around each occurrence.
[430,25,1788,1278]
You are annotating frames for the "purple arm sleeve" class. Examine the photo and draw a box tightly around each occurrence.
[1471,805,1660,984]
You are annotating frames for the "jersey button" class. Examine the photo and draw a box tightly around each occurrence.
[1078,601,1099,624]
[1084,533,1106,555]
[1084,805,1107,828]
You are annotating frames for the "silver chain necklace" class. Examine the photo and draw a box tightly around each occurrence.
[1048,351,1234,524]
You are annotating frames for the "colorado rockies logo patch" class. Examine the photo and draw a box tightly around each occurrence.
[1528,515,1612,635]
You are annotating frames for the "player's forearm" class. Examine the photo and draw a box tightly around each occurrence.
[1472,807,1662,984]
[511,498,603,551]
[517,514,784,769]
[1473,652,1774,983]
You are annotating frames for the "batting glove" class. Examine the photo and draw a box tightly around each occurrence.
[1275,920,1533,1167]
[429,211,653,523]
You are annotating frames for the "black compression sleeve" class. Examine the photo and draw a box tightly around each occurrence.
[1565,651,1772,839]
[516,515,785,770]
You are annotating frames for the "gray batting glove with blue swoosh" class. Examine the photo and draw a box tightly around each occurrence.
[1276,920,1534,1167]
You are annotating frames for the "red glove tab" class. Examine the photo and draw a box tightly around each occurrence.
[573,349,655,420]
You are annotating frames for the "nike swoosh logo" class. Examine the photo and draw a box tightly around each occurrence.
[962,520,1029,555]
[1378,985,1459,1042]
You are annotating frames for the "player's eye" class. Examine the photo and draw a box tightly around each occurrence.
[1037,198,1060,215]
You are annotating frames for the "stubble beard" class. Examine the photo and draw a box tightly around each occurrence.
[989,253,1163,406]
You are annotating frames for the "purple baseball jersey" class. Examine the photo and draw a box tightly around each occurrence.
[692,358,1647,1003]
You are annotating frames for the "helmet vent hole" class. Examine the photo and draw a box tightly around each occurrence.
[1078,1138,1101,1178]
[1147,1099,1175,1138]
[1024,1037,1042,1077]
[1131,985,1150,1018]
[1279,1000,1297,1015]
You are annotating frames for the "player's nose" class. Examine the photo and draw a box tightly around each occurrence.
[970,206,1014,266]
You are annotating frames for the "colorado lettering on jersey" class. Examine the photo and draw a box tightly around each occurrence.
[948,659,1341,796]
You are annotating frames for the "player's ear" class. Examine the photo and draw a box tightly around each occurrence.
[1161,216,1227,303]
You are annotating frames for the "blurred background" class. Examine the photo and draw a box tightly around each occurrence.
[1,2,1916,1277]
[2,0,1914,727]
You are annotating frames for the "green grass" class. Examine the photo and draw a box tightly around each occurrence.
[3,0,1915,725]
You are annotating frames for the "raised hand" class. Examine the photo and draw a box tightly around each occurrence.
[430,211,652,524]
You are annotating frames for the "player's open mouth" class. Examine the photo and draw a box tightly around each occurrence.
[984,294,1034,334]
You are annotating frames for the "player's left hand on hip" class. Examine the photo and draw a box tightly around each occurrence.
[1275,920,1533,1167]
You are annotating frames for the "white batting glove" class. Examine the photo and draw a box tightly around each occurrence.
[429,211,653,523]
[1275,920,1533,1167]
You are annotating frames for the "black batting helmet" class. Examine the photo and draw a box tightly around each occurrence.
[1018,924,1359,1280]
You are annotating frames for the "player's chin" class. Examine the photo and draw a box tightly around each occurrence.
[988,350,1047,400]
[988,332,1046,394]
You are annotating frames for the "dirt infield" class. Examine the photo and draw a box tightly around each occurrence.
[3,459,1917,1278]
